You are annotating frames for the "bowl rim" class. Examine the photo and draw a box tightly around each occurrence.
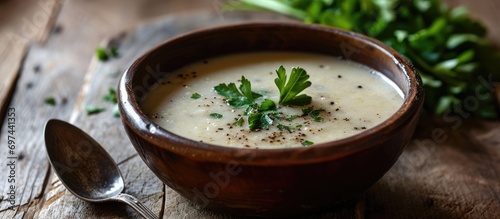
[118,21,424,165]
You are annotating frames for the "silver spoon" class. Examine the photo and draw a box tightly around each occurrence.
[44,119,158,219]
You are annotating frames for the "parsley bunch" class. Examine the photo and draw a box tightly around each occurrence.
[229,0,500,118]
[214,65,315,131]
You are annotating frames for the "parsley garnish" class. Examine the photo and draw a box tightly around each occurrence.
[248,112,274,130]
[85,88,119,117]
[214,66,318,131]
[214,76,262,108]
[96,47,119,62]
[285,115,298,121]
[96,48,109,61]
[301,140,314,146]
[210,113,223,119]
[309,109,325,122]
[86,105,106,115]
[191,93,201,99]
[45,97,56,106]
[277,124,302,132]
[109,47,119,57]
[301,106,324,121]
[103,88,118,104]
[302,106,314,115]
[275,65,312,106]
[103,88,119,117]
[233,117,245,127]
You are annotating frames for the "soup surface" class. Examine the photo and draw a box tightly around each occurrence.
[141,52,404,148]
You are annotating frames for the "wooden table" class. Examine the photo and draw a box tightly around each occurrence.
[0,0,499,218]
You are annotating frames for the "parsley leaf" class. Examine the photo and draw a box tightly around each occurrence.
[210,113,223,119]
[301,140,314,146]
[275,65,312,106]
[285,115,298,121]
[45,97,56,106]
[103,88,118,104]
[86,105,106,115]
[95,48,109,61]
[248,112,274,130]
[277,124,302,132]
[96,47,119,61]
[310,109,325,122]
[110,47,119,57]
[259,99,277,111]
[301,106,314,116]
[301,106,325,122]
[214,76,262,108]
[233,117,245,126]
[191,93,201,99]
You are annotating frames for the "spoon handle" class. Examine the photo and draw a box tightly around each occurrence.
[112,193,159,219]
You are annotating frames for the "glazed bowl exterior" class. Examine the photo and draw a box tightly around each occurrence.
[118,22,424,216]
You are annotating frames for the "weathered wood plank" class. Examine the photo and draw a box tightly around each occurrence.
[0,0,62,123]
[365,115,500,219]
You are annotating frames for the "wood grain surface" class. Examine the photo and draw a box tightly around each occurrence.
[0,0,499,218]
[0,0,62,124]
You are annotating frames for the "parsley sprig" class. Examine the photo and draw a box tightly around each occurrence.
[275,65,312,106]
[214,65,320,131]
[214,76,262,108]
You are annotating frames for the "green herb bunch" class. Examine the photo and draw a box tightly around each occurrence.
[229,0,500,118]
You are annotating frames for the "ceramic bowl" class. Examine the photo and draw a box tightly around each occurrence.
[118,22,424,217]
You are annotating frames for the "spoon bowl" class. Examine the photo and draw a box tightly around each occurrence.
[44,119,158,219]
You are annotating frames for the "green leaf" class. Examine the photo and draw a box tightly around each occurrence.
[446,34,481,49]
[86,105,106,115]
[239,76,254,101]
[95,47,109,61]
[191,93,201,99]
[319,9,354,30]
[286,115,298,121]
[310,109,325,122]
[44,97,56,106]
[277,124,299,132]
[236,0,307,20]
[259,99,277,111]
[248,112,274,131]
[110,47,119,57]
[103,88,118,104]
[302,106,314,115]
[435,95,459,115]
[210,113,223,119]
[214,82,254,108]
[301,140,314,146]
[234,117,244,126]
[275,65,312,106]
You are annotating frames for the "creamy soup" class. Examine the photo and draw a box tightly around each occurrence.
[141,52,404,148]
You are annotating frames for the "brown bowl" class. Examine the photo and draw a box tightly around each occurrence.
[118,22,424,217]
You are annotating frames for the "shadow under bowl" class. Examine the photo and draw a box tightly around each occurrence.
[118,21,424,217]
